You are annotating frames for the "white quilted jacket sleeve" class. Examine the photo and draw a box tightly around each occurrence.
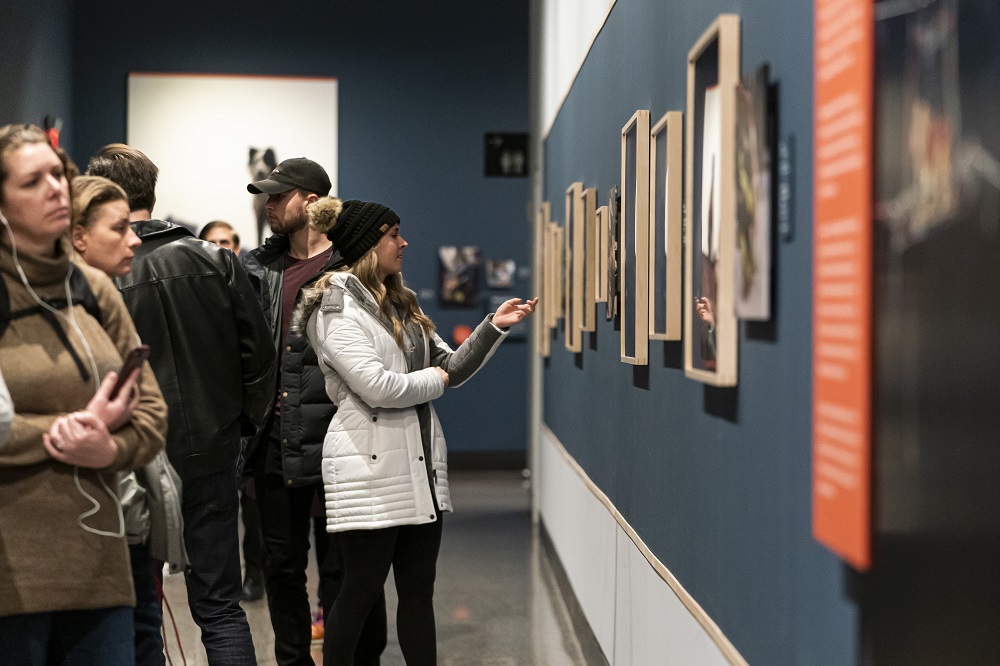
[314,305,445,410]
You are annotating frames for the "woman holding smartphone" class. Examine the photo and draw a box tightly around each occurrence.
[294,197,536,665]
[0,124,167,664]
[70,174,186,665]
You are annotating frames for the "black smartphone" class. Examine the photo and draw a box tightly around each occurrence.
[109,345,151,400]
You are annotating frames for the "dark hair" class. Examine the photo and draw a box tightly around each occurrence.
[199,220,240,246]
[0,124,54,204]
[86,143,158,213]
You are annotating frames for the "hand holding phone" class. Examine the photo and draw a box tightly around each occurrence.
[109,345,150,400]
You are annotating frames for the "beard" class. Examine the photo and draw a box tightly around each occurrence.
[269,207,308,235]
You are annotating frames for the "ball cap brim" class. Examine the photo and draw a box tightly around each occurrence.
[247,157,331,196]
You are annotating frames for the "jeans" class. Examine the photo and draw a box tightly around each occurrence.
[130,543,165,665]
[0,606,134,665]
[182,462,256,664]
[324,518,444,666]
[255,419,386,666]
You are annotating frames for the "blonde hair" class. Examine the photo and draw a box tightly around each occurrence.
[295,197,435,348]
[71,175,129,229]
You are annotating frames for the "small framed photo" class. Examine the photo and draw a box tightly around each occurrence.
[438,245,482,308]
[684,14,740,386]
[620,110,651,365]
[485,259,516,289]
[564,182,584,353]
[649,110,684,341]
[595,204,609,305]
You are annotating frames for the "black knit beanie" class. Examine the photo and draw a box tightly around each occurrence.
[326,200,400,266]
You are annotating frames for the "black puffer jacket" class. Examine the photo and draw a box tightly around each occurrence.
[116,220,276,481]
[241,234,343,486]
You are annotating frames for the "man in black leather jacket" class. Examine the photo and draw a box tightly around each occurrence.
[243,157,386,666]
[89,144,275,665]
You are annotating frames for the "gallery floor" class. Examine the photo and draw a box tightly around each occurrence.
[160,470,592,665]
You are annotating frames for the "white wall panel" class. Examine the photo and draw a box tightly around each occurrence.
[614,530,731,665]
[540,427,745,665]
[539,427,618,658]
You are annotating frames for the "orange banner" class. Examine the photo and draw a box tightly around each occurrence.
[812,0,874,571]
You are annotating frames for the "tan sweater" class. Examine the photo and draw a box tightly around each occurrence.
[0,238,167,617]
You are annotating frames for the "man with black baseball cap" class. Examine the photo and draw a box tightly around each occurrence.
[242,158,387,665]
[247,157,333,197]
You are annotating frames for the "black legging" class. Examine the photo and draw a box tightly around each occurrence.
[324,517,444,666]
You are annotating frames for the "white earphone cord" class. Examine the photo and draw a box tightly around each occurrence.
[0,212,125,538]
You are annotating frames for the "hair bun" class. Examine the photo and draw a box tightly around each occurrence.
[308,196,344,234]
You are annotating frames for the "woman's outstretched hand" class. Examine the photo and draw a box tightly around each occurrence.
[493,297,539,329]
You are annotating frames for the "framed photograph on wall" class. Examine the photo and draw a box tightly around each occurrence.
[621,110,651,365]
[127,73,337,250]
[438,246,482,308]
[548,221,565,329]
[485,259,516,289]
[545,219,560,330]
[580,187,598,333]
[535,202,551,358]
[565,182,584,353]
[606,186,621,322]
[734,64,773,320]
[649,110,684,341]
[684,14,740,386]
[595,204,609,305]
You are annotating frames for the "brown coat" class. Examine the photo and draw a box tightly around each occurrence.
[0,238,167,617]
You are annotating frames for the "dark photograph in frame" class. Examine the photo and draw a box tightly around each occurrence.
[606,185,621,322]
[734,64,773,321]
[620,109,651,365]
[438,245,482,308]
[684,14,740,386]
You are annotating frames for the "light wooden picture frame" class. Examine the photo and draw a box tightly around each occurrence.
[595,204,609,304]
[542,217,557,333]
[536,202,552,358]
[684,14,740,386]
[621,110,651,365]
[649,110,684,341]
[580,187,598,333]
[552,223,565,327]
[565,182,584,353]
[545,219,560,330]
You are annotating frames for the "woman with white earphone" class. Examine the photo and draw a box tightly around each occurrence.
[0,124,167,664]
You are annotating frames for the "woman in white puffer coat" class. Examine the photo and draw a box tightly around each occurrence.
[294,197,536,666]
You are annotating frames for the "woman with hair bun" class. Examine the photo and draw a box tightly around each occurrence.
[295,197,536,665]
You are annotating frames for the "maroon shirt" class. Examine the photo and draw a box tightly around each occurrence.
[281,246,333,345]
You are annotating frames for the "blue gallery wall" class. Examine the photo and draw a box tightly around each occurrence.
[540,1,859,664]
[70,0,531,456]
[0,0,73,145]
